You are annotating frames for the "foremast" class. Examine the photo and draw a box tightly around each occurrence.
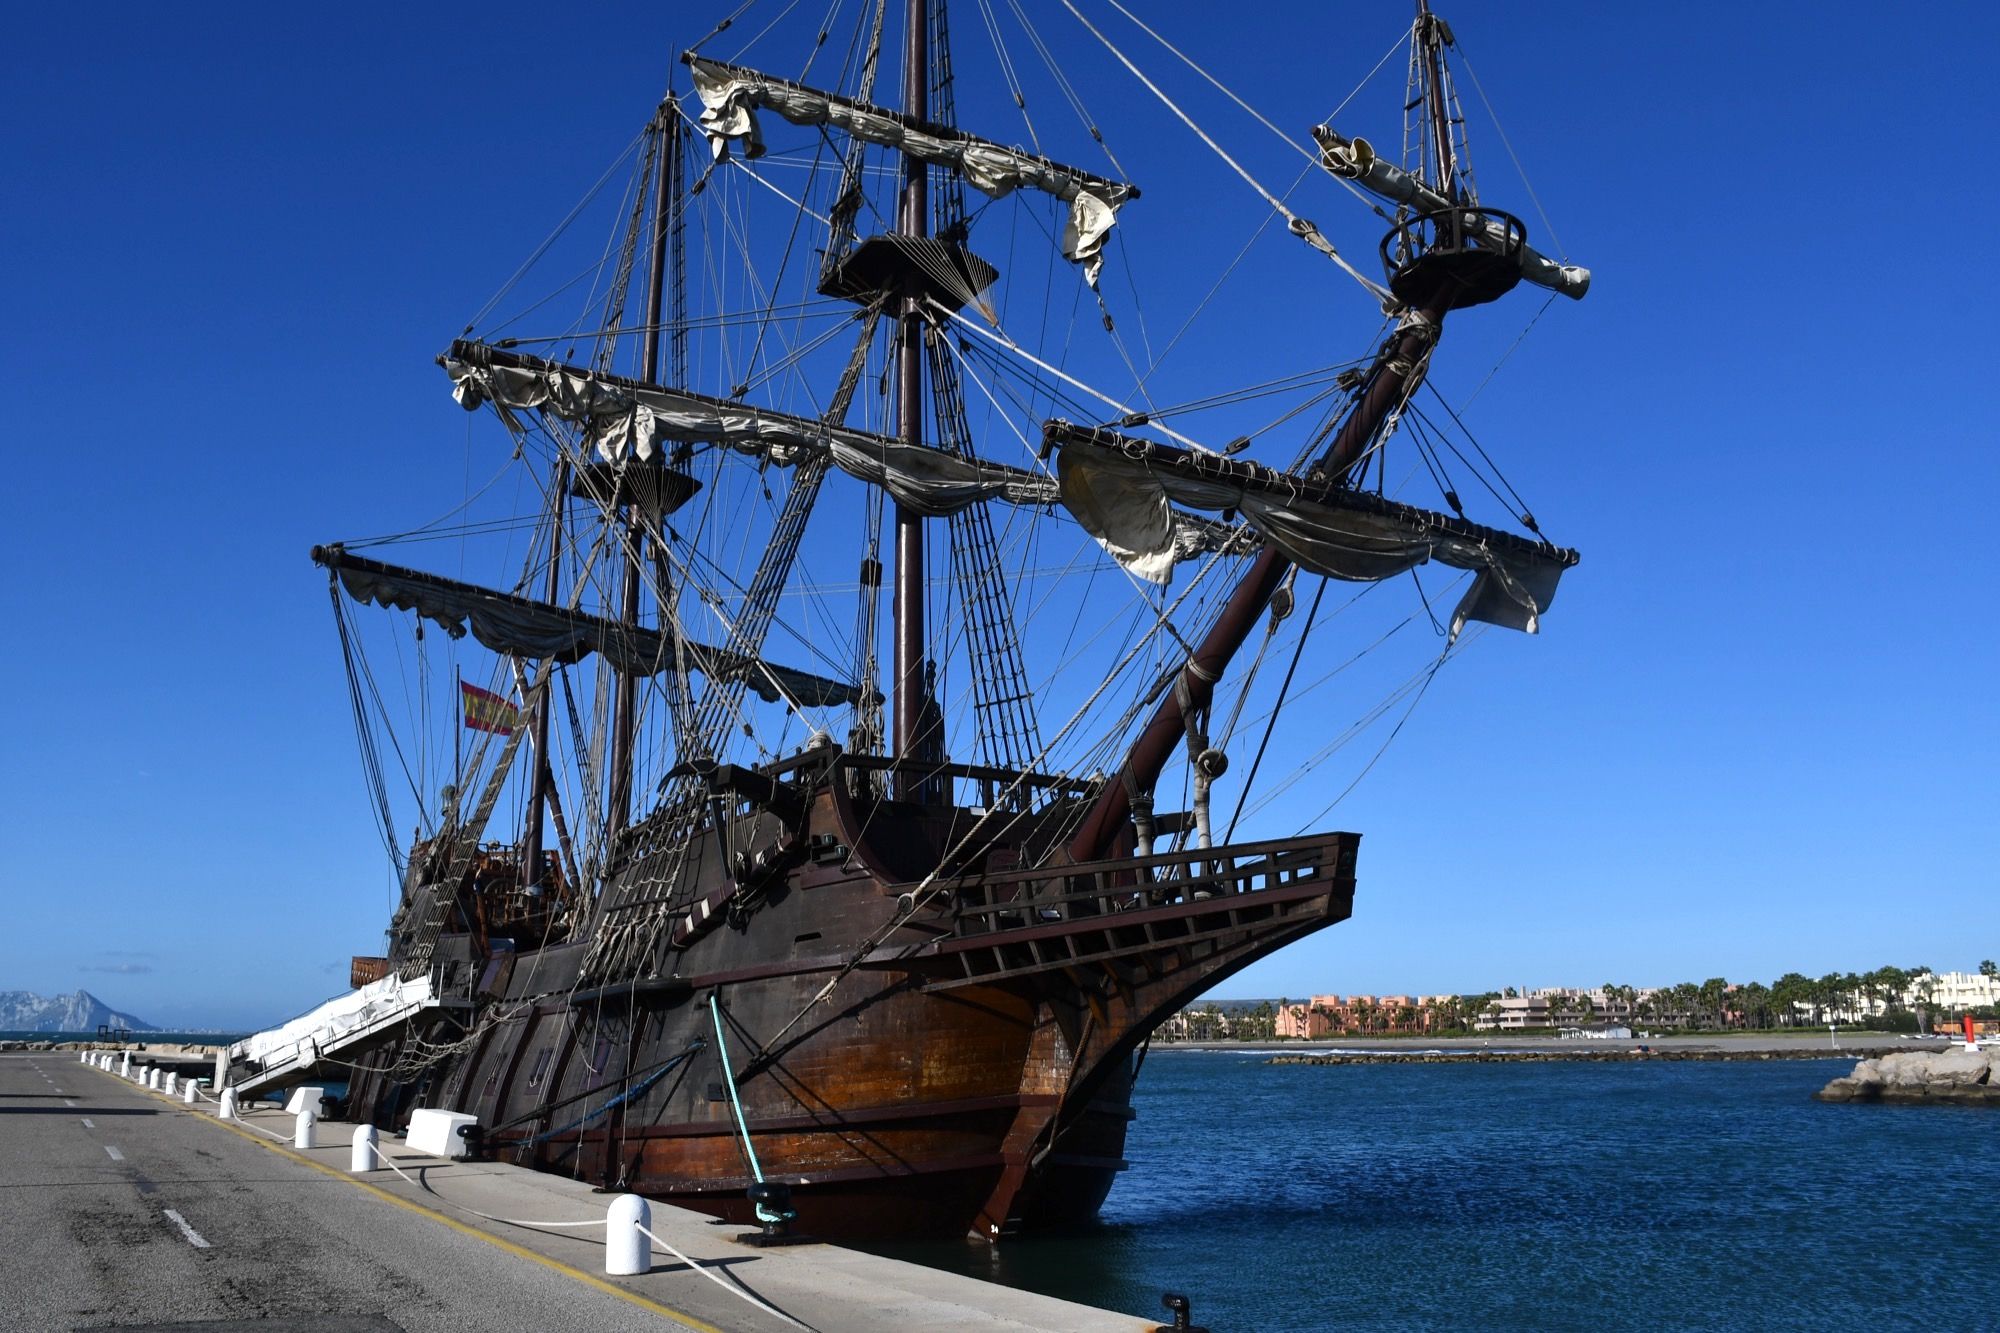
[1066,0,1581,863]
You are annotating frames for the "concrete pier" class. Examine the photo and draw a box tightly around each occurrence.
[2,1049,1152,1332]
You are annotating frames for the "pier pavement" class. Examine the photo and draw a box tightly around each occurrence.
[1,1050,1151,1333]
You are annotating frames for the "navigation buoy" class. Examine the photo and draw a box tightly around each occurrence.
[350,1125,379,1174]
[605,1194,650,1276]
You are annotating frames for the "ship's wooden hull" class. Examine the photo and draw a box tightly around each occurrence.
[333,762,1358,1241]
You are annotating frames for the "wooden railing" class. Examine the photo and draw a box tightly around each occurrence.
[946,833,1351,937]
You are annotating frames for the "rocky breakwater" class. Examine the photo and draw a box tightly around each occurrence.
[1815,1047,2000,1104]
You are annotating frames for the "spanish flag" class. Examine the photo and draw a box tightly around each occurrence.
[460,680,522,735]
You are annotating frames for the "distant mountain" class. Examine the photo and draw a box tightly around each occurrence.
[0,989,155,1033]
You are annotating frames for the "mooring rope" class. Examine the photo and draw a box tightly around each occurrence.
[635,1221,812,1331]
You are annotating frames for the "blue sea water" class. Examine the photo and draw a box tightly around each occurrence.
[883,1049,2000,1331]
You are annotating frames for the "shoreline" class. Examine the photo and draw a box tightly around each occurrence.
[1157,1032,1943,1062]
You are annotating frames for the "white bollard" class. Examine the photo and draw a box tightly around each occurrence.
[605,1194,650,1276]
[350,1125,379,1174]
[294,1108,318,1150]
[120,1053,131,1077]
[184,1080,198,1105]
[164,1074,178,1096]
[218,1087,238,1120]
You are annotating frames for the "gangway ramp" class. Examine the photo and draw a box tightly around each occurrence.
[223,971,436,1102]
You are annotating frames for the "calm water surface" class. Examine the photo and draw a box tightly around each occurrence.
[878,1049,2000,1331]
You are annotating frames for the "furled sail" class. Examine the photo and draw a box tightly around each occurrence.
[1045,422,1577,636]
[442,342,1245,564]
[684,55,1137,284]
[1312,128,1590,302]
[445,341,1055,515]
[313,545,861,708]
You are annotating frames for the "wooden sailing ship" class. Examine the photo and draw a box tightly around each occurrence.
[231,0,1589,1240]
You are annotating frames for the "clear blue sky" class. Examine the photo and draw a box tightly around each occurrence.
[2,3,1994,1030]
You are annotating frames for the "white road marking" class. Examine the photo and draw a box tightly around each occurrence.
[162,1209,211,1249]
[81,1118,95,1129]
[63,1099,77,1107]
[103,1145,124,1162]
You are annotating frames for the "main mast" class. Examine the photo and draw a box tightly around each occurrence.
[606,100,683,833]
[892,0,935,795]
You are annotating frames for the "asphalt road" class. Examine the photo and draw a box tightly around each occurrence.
[0,1051,702,1332]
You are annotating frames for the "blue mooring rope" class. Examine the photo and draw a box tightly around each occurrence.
[709,992,792,1224]
[520,1044,700,1146]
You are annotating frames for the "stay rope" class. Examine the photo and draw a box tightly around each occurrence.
[1061,0,1391,305]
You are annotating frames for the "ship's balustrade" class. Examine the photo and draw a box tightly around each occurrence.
[923,832,1358,989]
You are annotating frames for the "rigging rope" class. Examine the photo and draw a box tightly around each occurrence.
[466,131,647,335]
[1060,0,1391,305]
[753,534,1244,1056]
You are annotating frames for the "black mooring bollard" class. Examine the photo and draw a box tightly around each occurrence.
[735,1180,816,1247]
[1154,1290,1212,1333]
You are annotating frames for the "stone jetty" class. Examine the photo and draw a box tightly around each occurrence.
[1815,1047,2000,1104]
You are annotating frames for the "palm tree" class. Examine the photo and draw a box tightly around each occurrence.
[1910,968,1938,1032]
[1744,981,1774,1029]
[1771,973,1811,1027]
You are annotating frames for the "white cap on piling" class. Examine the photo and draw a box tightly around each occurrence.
[605,1194,651,1276]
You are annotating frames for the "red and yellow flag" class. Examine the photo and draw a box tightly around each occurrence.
[459,680,521,735]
